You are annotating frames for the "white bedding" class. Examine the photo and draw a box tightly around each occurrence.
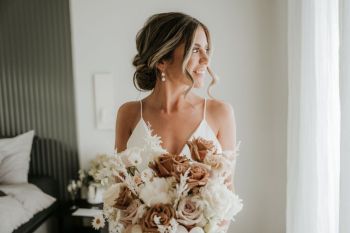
[0,183,56,233]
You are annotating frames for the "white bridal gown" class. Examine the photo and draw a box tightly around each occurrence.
[124,98,237,233]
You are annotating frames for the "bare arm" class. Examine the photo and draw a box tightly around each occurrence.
[115,102,138,153]
[214,101,237,191]
[217,102,237,151]
[214,102,238,230]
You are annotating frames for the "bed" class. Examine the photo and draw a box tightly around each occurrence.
[0,131,60,233]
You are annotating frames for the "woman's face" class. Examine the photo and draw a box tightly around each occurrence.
[164,26,210,88]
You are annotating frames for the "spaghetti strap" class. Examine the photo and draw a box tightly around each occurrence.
[140,100,143,120]
[203,98,207,120]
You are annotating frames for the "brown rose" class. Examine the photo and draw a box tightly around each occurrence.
[113,186,135,210]
[141,204,176,233]
[187,137,217,162]
[149,153,190,179]
[120,199,143,226]
[187,164,210,190]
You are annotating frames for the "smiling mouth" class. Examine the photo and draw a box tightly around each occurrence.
[194,69,206,75]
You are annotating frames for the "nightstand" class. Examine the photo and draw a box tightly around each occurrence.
[61,199,108,233]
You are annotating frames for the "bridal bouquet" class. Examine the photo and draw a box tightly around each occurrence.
[92,135,243,233]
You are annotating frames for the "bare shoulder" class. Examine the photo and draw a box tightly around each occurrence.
[115,101,141,151]
[207,99,236,150]
[207,99,235,120]
[117,101,140,120]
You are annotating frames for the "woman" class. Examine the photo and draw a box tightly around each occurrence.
[115,12,237,232]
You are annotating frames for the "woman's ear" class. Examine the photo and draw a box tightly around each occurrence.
[156,60,167,72]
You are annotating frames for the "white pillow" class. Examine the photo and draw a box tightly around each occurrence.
[0,130,35,184]
[0,183,56,214]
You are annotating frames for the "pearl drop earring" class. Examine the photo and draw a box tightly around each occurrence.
[161,72,166,82]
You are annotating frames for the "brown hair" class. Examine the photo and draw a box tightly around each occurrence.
[132,12,218,98]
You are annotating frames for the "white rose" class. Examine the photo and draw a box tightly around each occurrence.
[176,225,205,233]
[188,227,205,233]
[103,183,126,208]
[176,196,207,228]
[204,220,220,233]
[139,177,174,207]
[200,180,243,220]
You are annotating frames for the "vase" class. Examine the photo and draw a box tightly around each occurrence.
[87,182,105,204]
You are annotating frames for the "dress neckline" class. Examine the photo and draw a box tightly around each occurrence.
[140,118,206,155]
[126,97,222,155]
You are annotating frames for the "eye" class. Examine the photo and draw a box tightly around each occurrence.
[192,47,199,53]
[205,48,210,54]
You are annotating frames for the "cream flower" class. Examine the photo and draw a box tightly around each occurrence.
[205,155,233,181]
[127,151,143,167]
[176,196,206,228]
[92,214,105,230]
[119,147,143,167]
[188,227,205,233]
[203,220,220,233]
[200,180,243,220]
[176,225,205,233]
[140,168,155,183]
[225,193,243,221]
[139,177,174,207]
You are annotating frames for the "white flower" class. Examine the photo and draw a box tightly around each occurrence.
[204,220,220,233]
[127,151,143,166]
[200,180,243,220]
[78,169,86,180]
[209,156,233,181]
[140,168,155,183]
[103,183,126,208]
[92,215,105,229]
[108,220,124,233]
[139,177,174,207]
[175,225,205,233]
[176,225,189,233]
[189,227,205,233]
[119,147,143,167]
[71,180,77,190]
[225,193,243,221]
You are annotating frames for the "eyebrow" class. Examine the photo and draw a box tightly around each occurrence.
[194,43,209,48]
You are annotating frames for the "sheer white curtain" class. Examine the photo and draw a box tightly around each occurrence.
[287,0,340,233]
[340,0,350,233]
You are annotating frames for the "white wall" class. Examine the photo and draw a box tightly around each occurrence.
[69,0,287,232]
[340,0,350,232]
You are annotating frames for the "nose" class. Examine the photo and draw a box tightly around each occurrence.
[200,50,209,65]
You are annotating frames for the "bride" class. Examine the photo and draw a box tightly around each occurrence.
[115,12,237,232]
